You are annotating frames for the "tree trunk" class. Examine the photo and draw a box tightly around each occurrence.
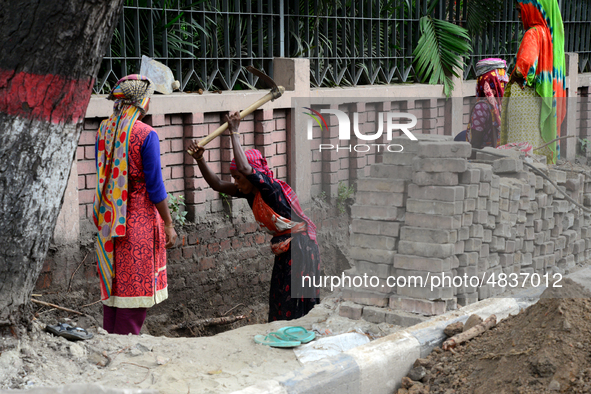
[0,0,123,331]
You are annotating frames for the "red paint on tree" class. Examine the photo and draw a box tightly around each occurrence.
[0,69,93,124]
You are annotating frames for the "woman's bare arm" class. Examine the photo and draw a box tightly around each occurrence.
[187,142,238,195]
[226,111,253,176]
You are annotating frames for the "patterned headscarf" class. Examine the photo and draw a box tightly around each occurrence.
[230,149,317,242]
[467,60,507,148]
[93,74,153,299]
[514,0,566,161]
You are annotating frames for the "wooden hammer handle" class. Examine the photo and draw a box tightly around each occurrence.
[188,86,285,153]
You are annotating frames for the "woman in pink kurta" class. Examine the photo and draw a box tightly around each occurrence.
[93,75,177,335]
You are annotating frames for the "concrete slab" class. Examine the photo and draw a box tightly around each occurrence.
[231,269,591,394]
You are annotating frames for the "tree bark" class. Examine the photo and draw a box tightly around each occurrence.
[0,0,123,330]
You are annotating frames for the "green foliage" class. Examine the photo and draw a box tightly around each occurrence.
[413,15,471,97]
[336,182,355,215]
[220,192,232,220]
[579,138,591,156]
[168,193,187,225]
[319,190,327,202]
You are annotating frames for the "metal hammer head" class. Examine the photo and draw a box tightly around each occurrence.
[246,66,284,101]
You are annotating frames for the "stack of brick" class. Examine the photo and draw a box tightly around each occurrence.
[341,138,591,325]
[392,140,471,315]
[343,136,419,307]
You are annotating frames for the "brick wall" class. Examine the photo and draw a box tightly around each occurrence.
[77,108,289,221]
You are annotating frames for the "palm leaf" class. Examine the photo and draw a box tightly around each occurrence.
[413,15,472,97]
[466,0,503,34]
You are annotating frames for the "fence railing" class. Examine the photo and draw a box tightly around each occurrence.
[95,0,591,94]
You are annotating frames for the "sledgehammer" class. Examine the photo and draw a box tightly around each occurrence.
[187,66,285,154]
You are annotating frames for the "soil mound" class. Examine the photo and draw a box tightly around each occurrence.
[403,279,591,394]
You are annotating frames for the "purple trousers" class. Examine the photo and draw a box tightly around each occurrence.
[103,305,147,335]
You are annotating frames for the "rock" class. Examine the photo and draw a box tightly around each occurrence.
[463,314,483,332]
[402,376,415,389]
[444,322,464,337]
[156,356,169,365]
[413,358,434,369]
[397,390,409,394]
[408,366,427,381]
[130,348,142,357]
[69,343,85,359]
[97,327,108,335]
[408,382,430,394]
[136,343,152,353]
[530,352,557,377]
[548,380,561,391]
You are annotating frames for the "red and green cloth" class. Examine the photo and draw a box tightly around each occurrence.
[514,0,566,161]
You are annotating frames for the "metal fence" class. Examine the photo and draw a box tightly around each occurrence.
[95,0,591,93]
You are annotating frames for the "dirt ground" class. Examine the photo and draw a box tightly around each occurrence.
[399,278,591,394]
[0,296,401,393]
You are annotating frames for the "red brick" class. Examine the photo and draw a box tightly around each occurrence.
[208,149,221,162]
[185,177,207,190]
[79,189,94,205]
[271,130,286,143]
[182,246,196,259]
[220,136,232,149]
[275,117,287,130]
[184,124,208,138]
[84,118,100,130]
[276,142,287,154]
[207,243,220,255]
[255,120,275,134]
[221,149,233,162]
[259,145,276,157]
[86,204,93,219]
[204,113,221,123]
[244,133,255,146]
[231,239,243,249]
[170,114,183,125]
[221,162,231,174]
[159,140,171,154]
[168,248,182,260]
[215,226,236,239]
[220,239,231,250]
[277,166,287,179]
[161,125,183,139]
[198,257,215,271]
[76,146,85,161]
[84,146,94,160]
[238,222,258,234]
[171,166,184,179]
[255,233,266,244]
[240,119,255,133]
[78,175,86,190]
[79,131,96,146]
[162,153,184,166]
[165,178,184,193]
[270,155,286,167]
[170,139,184,152]
[184,112,204,124]
[255,133,273,146]
[186,190,206,204]
[86,174,97,189]
[148,114,166,127]
[188,233,200,245]
[255,109,274,121]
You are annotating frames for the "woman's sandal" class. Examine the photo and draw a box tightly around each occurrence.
[275,326,315,344]
[254,332,301,348]
[45,323,94,341]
